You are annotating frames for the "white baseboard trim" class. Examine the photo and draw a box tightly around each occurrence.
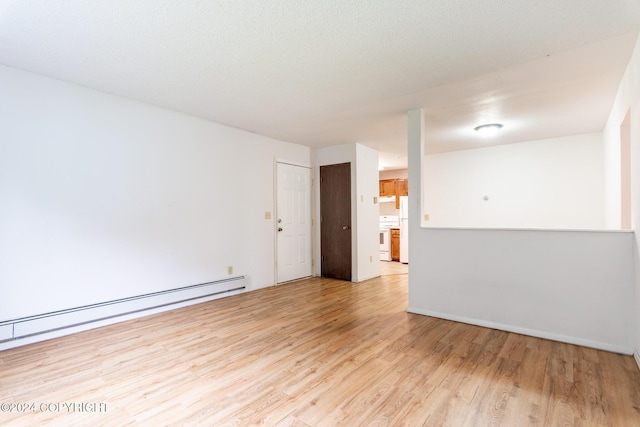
[0,277,246,352]
[355,272,383,283]
[407,306,633,355]
[634,350,640,370]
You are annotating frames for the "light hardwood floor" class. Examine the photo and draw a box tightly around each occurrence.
[380,261,408,276]
[1,274,639,426]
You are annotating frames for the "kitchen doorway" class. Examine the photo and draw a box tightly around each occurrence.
[276,162,312,283]
[320,162,352,281]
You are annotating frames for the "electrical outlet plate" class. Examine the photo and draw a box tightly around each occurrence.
[424,214,430,221]
[265,211,271,219]
[227,266,233,275]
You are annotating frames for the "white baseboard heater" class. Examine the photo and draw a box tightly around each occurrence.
[0,276,245,349]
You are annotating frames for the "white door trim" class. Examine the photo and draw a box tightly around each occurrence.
[275,161,313,284]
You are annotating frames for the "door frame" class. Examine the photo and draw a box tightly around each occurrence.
[274,159,313,285]
[319,162,353,281]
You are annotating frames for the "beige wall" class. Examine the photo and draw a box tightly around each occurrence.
[379,169,408,180]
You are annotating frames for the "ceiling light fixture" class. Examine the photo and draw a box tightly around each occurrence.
[474,123,503,137]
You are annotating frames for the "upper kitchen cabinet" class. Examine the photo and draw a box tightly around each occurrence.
[394,179,408,208]
[379,179,396,197]
[395,179,408,197]
[379,178,408,209]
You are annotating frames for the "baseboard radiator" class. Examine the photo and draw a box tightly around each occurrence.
[0,276,245,348]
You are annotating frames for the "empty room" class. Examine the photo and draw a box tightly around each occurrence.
[2,1,640,426]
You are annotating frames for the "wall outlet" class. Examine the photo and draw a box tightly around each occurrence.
[424,214,430,221]
[227,265,233,275]
[265,211,271,219]
[370,255,373,262]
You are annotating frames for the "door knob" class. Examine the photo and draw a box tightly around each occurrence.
[278,227,283,232]
[342,225,351,230]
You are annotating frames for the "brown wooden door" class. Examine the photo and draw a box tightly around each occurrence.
[320,163,352,281]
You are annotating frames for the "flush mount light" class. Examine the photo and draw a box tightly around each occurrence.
[474,123,503,137]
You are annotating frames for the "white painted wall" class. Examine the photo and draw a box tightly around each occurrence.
[603,32,640,362]
[355,144,381,282]
[409,109,635,355]
[0,65,310,321]
[423,133,605,229]
[603,111,626,230]
[313,143,380,282]
[408,228,634,354]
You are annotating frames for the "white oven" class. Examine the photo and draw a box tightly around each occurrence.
[379,216,398,261]
[379,229,391,261]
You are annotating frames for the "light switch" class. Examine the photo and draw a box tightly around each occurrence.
[265,211,271,219]
[424,214,430,221]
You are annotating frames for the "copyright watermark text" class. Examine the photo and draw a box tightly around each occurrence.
[1,402,107,413]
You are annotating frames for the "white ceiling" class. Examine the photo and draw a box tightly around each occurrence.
[1,1,640,169]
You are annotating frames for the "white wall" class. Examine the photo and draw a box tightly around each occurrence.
[423,133,605,229]
[355,144,381,282]
[313,143,380,282]
[408,228,634,354]
[0,65,310,321]
[603,32,640,362]
[603,110,626,229]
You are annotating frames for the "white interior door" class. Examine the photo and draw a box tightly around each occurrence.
[276,163,312,283]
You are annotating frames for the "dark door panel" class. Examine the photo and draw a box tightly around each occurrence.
[320,163,352,281]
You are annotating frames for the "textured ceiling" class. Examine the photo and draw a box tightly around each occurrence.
[1,1,640,169]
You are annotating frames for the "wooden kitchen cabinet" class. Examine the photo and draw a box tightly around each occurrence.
[379,178,409,208]
[390,228,400,261]
[379,179,396,197]
[394,179,408,208]
[395,179,408,197]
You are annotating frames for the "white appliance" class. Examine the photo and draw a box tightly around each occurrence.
[379,215,398,261]
[379,229,390,261]
[399,196,409,263]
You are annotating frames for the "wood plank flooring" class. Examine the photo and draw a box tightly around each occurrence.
[1,274,640,426]
[379,261,408,276]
